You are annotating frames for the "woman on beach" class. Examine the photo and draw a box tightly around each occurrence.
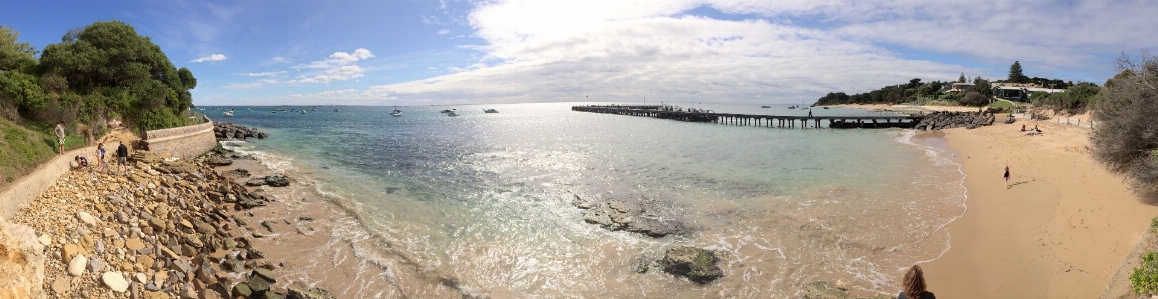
[1003,166,1011,189]
[898,265,936,299]
[95,143,107,171]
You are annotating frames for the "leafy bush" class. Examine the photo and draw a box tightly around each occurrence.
[1090,53,1158,193]
[1133,251,1158,295]
[1032,83,1100,114]
[960,91,989,106]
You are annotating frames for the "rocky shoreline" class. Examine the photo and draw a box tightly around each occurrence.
[9,150,334,298]
[214,123,266,141]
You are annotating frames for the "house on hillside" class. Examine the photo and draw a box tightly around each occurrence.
[942,83,974,93]
[991,82,1064,102]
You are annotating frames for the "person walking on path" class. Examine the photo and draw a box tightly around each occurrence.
[54,122,65,155]
[898,265,936,299]
[1003,166,1011,189]
[116,141,129,174]
[808,109,813,117]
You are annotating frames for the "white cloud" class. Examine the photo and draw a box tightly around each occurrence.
[360,0,1158,104]
[438,29,450,35]
[265,56,293,65]
[239,71,285,77]
[190,54,228,63]
[280,48,376,84]
[225,79,279,89]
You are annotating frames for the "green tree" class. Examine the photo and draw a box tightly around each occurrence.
[1091,52,1158,193]
[0,26,38,72]
[1008,61,1028,83]
[958,73,966,83]
[38,21,196,129]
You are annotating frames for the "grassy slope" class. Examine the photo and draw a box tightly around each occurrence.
[0,118,87,188]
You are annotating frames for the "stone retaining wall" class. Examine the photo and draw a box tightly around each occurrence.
[142,116,216,159]
[0,146,96,221]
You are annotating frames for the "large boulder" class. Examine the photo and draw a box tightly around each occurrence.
[263,175,290,187]
[659,246,723,283]
[205,156,233,167]
[286,286,336,299]
[580,200,685,237]
[0,220,46,299]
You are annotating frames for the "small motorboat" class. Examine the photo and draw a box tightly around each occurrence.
[447,111,460,117]
[311,107,318,111]
[760,105,771,108]
[440,109,453,113]
[822,107,830,109]
[390,110,402,117]
[223,111,234,117]
[271,111,277,114]
[333,109,339,112]
[301,110,307,114]
[484,109,499,113]
[788,106,797,109]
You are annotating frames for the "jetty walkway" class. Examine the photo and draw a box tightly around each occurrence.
[571,105,923,129]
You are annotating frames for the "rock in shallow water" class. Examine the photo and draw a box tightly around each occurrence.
[660,246,723,284]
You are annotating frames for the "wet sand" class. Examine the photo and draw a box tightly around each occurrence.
[921,118,1158,298]
[220,159,465,298]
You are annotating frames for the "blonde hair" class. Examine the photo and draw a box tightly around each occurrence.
[903,265,926,299]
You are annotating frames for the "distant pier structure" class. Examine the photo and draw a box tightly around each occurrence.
[571,105,922,129]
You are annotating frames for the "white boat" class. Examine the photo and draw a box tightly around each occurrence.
[223,111,233,117]
[390,111,402,117]
[311,107,317,111]
[333,109,339,112]
[301,110,307,114]
[447,111,460,117]
[484,109,499,113]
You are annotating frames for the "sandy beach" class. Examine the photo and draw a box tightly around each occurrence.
[920,116,1158,298]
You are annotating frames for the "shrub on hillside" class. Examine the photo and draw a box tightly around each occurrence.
[1091,53,1158,193]
[1133,251,1158,295]
[960,91,988,106]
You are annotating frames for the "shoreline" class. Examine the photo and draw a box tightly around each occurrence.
[217,144,479,298]
[917,117,1158,297]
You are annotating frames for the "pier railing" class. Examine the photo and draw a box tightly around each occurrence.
[571,105,922,129]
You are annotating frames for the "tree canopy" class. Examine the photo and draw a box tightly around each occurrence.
[0,21,197,132]
[1090,53,1158,193]
[1008,61,1028,83]
[0,26,38,72]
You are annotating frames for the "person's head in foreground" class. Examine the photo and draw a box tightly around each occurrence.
[902,265,929,299]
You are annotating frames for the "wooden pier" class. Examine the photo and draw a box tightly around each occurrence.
[571,105,923,129]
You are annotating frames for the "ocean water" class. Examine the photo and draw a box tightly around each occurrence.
[210,103,965,297]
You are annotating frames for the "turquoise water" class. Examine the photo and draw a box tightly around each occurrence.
[212,103,965,297]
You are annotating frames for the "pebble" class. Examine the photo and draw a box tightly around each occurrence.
[102,271,130,292]
[77,211,98,225]
[67,255,88,276]
[50,276,71,294]
[136,272,148,283]
[38,234,52,246]
[126,238,145,250]
[88,256,107,272]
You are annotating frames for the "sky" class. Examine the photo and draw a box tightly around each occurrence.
[3,0,1157,106]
